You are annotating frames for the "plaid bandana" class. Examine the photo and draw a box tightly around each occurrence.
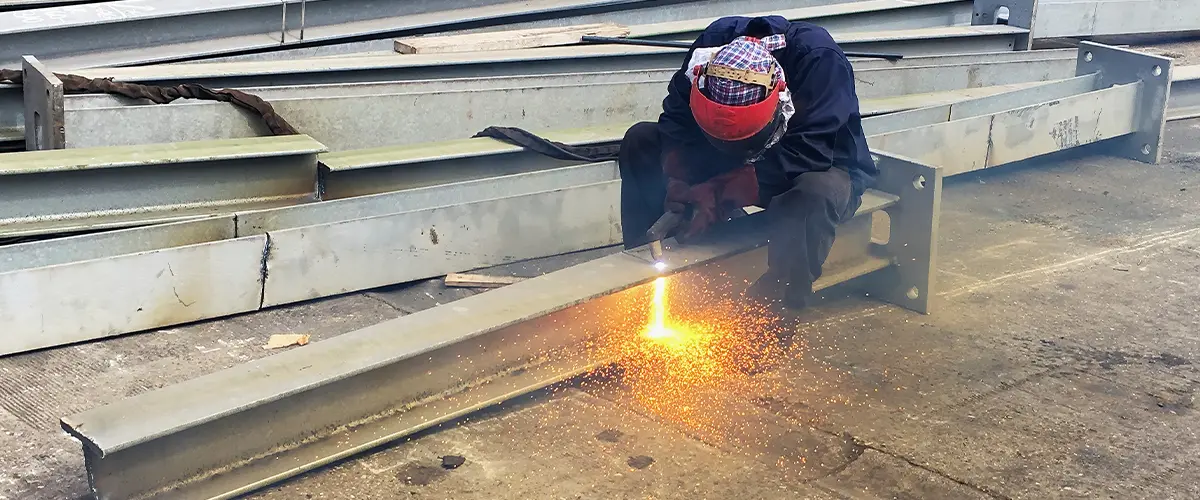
[685,34,794,163]
[704,35,787,106]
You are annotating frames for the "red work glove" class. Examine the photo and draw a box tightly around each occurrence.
[664,164,760,241]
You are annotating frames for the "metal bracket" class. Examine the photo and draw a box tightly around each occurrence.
[1075,41,1173,164]
[860,151,943,314]
[972,0,1037,50]
[277,0,309,44]
[21,55,64,150]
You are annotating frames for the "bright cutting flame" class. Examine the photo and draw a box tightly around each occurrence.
[644,277,673,340]
[653,261,668,272]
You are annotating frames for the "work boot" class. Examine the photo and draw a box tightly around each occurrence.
[743,270,810,312]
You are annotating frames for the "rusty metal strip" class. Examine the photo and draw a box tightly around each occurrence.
[59,150,938,500]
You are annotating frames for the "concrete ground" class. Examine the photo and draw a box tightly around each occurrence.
[4,118,1200,499]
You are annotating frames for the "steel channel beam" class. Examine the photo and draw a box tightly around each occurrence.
[850,44,1170,172]
[0,216,269,356]
[0,0,694,69]
[315,82,1048,198]
[200,0,970,62]
[0,46,685,147]
[1032,0,1200,39]
[871,83,1139,176]
[1,49,1077,150]
[59,150,939,500]
[323,45,1163,198]
[51,56,1078,151]
[1167,65,1200,121]
[0,162,622,356]
[643,23,1027,55]
[0,135,327,238]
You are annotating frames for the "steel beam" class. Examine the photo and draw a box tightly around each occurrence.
[59,149,939,500]
[2,46,1073,147]
[323,46,1164,198]
[0,0,679,69]
[1032,0,1200,39]
[315,83,1052,198]
[48,56,1078,151]
[203,0,973,62]
[1167,65,1200,122]
[0,163,620,356]
[261,179,622,307]
[870,82,1138,176]
[642,24,1028,55]
[0,216,268,356]
[4,0,953,69]
[0,135,326,237]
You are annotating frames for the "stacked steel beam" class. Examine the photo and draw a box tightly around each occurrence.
[0,0,1197,498]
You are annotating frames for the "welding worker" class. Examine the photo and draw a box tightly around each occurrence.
[618,15,877,310]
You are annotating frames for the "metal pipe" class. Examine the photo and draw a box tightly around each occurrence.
[579,35,906,61]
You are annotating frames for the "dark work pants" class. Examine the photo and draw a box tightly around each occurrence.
[618,121,861,302]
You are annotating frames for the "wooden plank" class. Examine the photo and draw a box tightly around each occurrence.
[444,273,527,288]
[393,23,631,55]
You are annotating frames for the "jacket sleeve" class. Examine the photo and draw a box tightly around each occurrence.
[768,47,861,180]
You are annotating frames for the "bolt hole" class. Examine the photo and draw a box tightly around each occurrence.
[1084,51,1093,62]
[1152,65,1163,76]
[906,287,920,300]
[1142,144,1152,155]
[913,175,927,190]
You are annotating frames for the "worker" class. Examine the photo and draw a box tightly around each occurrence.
[618,15,878,311]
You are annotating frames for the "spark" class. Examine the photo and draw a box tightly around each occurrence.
[598,273,794,439]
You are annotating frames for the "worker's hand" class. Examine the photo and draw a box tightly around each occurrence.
[664,164,759,240]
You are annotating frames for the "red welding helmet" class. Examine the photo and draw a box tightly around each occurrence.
[689,62,788,158]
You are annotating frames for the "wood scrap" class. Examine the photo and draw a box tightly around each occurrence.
[443,273,527,288]
[394,23,630,55]
[263,334,310,349]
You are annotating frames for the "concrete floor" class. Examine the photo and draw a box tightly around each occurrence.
[4,126,1200,499]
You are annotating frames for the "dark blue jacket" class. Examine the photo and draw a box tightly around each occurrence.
[658,15,877,198]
